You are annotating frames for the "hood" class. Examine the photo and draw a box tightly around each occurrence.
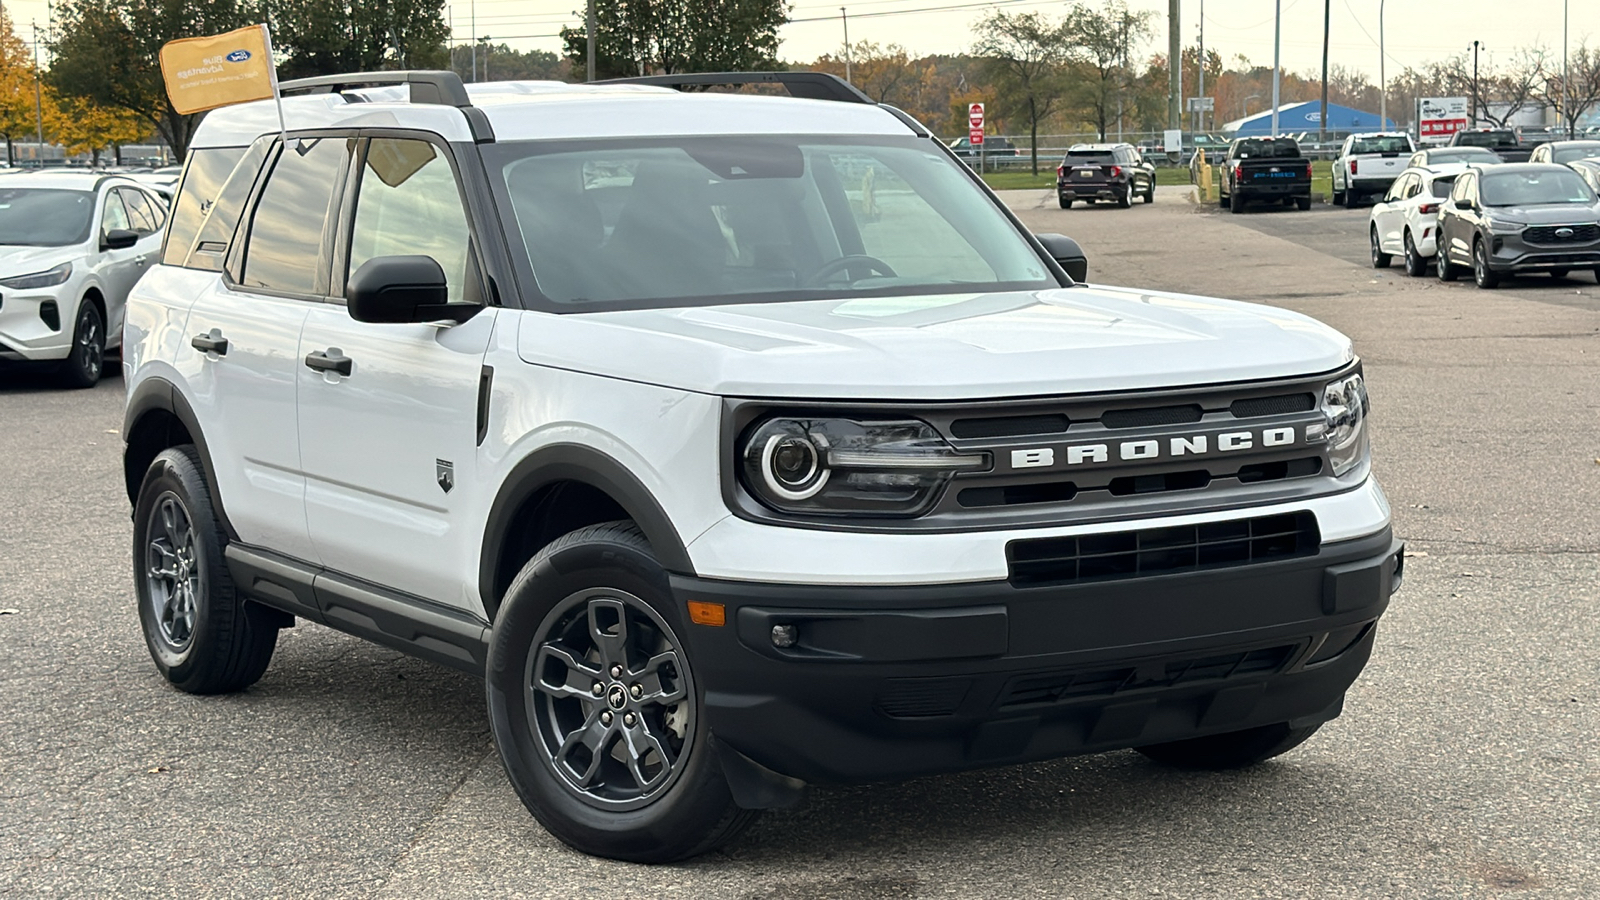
[516,286,1355,400]
[0,245,76,276]
[1488,203,1600,225]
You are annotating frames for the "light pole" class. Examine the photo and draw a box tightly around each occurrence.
[31,20,43,161]
[1470,40,1482,126]
[1196,0,1204,132]
[1378,0,1387,128]
[1271,0,1281,137]
[1562,0,1570,137]
[586,0,595,82]
[841,7,851,83]
[479,36,491,81]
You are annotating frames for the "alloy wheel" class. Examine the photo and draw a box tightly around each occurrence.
[145,494,200,651]
[77,309,103,381]
[526,587,695,811]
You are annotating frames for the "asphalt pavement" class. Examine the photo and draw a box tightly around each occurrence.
[2,189,1596,898]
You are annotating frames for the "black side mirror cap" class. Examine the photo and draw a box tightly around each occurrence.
[346,255,478,324]
[102,228,139,251]
[1034,233,1089,283]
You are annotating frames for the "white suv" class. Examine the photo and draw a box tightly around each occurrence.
[1368,165,1468,276]
[122,71,1402,863]
[0,172,166,386]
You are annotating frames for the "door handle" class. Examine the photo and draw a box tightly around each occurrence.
[304,349,353,376]
[191,331,228,356]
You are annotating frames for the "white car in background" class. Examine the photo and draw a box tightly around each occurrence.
[1368,165,1468,276]
[0,173,166,387]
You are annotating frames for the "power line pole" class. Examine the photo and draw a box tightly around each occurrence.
[1196,0,1204,132]
[1378,0,1387,128]
[1168,0,1180,133]
[585,0,595,82]
[1271,0,1281,138]
[470,0,476,82]
[32,20,44,161]
[1319,0,1329,142]
[841,8,851,83]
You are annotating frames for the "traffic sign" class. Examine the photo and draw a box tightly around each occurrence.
[968,102,984,130]
[1186,97,1214,112]
[969,128,984,145]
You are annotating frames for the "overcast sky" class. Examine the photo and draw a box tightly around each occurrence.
[12,0,1589,84]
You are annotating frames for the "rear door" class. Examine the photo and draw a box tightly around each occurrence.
[295,134,495,609]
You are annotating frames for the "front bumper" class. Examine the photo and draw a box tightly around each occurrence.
[0,289,73,361]
[675,527,1402,785]
[1489,235,1600,271]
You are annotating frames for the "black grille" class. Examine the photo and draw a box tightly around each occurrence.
[1523,223,1600,244]
[997,644,1297,711]
[949,413,1069,440]
[876,677,972,718]
[1006,511,1320,586]
[1231,392,1315,418]
[1100,404,1203,429]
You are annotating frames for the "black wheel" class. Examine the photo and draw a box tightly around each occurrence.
[1137,722,1323,769]
[134,445,279,694]
[1472,238,1500,289]
[1229,191,1244,214]
[1370,227,1392,268]
[1116,188,1132,209]
[1548,268,1568,278]
[1142,182,1154,203]
[1058,195,1072,209]
[59,300,104,389]
[486,522,757,863]
[1403,231,1427,277]
[1593,267,1600,283]
[1344,189,1361,209]
[1295,196,1311,211]
[1437,242,1459,281]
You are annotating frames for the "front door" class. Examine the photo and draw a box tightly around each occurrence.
[297,135,494,610]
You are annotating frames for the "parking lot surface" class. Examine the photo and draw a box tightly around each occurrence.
[3,188,1597,898]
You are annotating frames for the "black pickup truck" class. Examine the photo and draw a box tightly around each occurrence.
[1447,129,1531,162]
[1221,137,1313,213]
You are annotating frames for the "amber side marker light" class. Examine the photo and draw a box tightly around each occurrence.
[687,601,726,626]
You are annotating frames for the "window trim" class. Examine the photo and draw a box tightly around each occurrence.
[225,130,354,303]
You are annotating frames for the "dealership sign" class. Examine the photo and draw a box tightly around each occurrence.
[1418,97,1470,138]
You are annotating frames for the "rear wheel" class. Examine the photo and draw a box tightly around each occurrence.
[1344,189,1361,209]
[1437,245,1459,281]
[1229,191,1244,214]
[1058,195,1071,209]
[487,522,757,863]
[1117,188,1132,209]
[1295,196,1311,211]
[1472,237,1500,289]
[1370,227,1392,268]
[59,300,104,389]
[1403,231,1427,277]
[1137,722,1323,769]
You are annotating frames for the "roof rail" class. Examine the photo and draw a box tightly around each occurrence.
[276,70,494,143]
[598,71,874,105]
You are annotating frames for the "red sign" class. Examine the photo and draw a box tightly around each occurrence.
[969,128,984,145]
[968,102,984,129]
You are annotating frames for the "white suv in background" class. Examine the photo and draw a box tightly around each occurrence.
[0,172,166,387]
[1368,165,1468,276]
[1332,132,1417,208]
[121,70,1401,864]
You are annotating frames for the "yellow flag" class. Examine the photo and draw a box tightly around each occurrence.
[159,24,277,116]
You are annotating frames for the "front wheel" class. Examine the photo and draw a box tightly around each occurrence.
[1142,182,1155,203]
[486,522,757,863]
[1370,228,1392,268]
[1472,238,1500,289]
[134,446,279,693]
[59,300,104,389]
[1137,722,1323,769]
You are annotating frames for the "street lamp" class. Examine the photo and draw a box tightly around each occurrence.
[1378,0,1386,128]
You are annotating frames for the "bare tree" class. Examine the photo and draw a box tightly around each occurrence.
[1432,47,1547,127]
[1063,1,1153,141]
[1540,43,1600,138]
[971,10,1071,174]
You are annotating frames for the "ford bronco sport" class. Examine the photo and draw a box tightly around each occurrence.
[123,70,1402,863]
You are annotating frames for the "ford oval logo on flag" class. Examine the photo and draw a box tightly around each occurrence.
[226,49,251,62]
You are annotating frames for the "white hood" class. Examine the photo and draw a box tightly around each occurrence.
[0,245,76,276]
[516,285,1355,400]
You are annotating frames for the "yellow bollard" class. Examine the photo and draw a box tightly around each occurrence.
[1199,161,1213,201]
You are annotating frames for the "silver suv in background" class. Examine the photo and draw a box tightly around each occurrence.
[1332,133,1416,208]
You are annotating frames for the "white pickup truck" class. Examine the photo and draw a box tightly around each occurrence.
[1332,132,1416,208]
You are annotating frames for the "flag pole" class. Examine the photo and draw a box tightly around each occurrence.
[261,23,288,146]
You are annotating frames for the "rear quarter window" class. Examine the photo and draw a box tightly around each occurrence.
[161,147,247,266]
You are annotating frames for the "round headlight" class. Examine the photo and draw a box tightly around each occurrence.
[761,432,828,499]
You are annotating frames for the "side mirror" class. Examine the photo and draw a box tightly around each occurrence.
[1457,197,1476,211]
[101,228,138,251]
[346,255,475,324]
[1034,233,1089,283]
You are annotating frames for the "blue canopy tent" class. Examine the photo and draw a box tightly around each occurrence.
[1222,101,1397,136]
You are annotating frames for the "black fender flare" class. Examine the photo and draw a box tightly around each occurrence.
[123,376,237,540]
[478,443,695,612]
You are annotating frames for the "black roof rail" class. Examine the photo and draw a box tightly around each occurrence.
[597,71,874,104]
[275,70,494,144]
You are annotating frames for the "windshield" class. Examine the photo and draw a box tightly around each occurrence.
[1480,169,1597,206]
[485,136,1055,311]
[0,188,95,246]
[1350,136,1411,154]
[1552,143,1600,163]
[1456,131,1517,148]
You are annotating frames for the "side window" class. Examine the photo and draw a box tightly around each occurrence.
[186,138,272,272]
[1450,174,1471,203]
[102,191,131,236]
[1403,175,1422,200]
[348,138,474,305]
[118,188,158,235]
[161,147,246,266]
[240,137,349,295]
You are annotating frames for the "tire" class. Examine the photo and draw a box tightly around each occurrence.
[1058,195,1071,209]
[1344,189,1361,209]
[1117,188,1132,209]
[1142,182,1154,203]
[1295,196,1311,211]
[1370,227,1392,269]
[486,522,757,863]
[1437,245,1459,281]
[1403,230,1427,277]
[1593,267,1600,283]
[59,300,104,389]
[1472,237,1500,289]
[1137,722,1323,770]
[134,445,279,694]
[1229,191,1244,214]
